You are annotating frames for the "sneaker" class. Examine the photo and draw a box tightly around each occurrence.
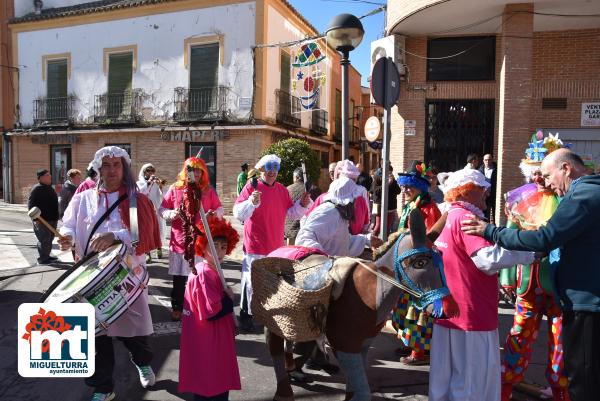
[37,258,53,265]
[156,249,163,259]
[48,256,59,261]
[91,392,116,401]
[134,364,156,388]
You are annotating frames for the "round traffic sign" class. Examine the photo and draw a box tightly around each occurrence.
[370,57,400,108]
[364,116,381,142]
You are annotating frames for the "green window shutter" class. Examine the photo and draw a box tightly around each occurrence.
[108,53,133,94]
[47,60,67,99]
[280,52,290,93]
[190,43,219,89]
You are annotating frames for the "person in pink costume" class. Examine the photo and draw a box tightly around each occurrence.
[179,217,240,401]
[303,160,370,234]
[75,162,98,195]
[159,157,224,321]
[233,154,311,332]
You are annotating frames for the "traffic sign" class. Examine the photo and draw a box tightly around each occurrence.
[364,116,381,142]
[370,57,400,108]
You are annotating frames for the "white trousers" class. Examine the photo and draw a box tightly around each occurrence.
[428,325,500,401]
[240,253,265,315]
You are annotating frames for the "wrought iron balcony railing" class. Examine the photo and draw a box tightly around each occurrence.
[334,118,342,142]
[310,109,328,136]
[33,96,76,126]
[351,125,360,144]
[333,122,360,145]
[173,86,230,122]
[275,89,301,127]
[93,89,143,124]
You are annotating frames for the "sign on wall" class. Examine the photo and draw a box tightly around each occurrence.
[404,120,416,136]
[160,130,229,142]
[581,103,600,127]
[291,38,328,112]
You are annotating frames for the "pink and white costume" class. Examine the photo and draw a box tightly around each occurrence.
[179,261,240,397]
[233,179,309,314]
[159,185,223,275]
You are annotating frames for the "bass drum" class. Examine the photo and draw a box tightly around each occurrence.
[41,242,149,334]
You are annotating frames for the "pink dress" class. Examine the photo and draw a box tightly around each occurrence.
[179,262,240,397]
[161,186,222,253]
[74,177,96,194]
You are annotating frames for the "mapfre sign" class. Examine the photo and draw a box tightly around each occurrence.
[581,103,600,127]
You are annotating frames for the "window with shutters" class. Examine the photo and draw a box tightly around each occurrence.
[46,59,68,120]
[189,43,219,115]
[107,52,133,118]
[280,51,291,93]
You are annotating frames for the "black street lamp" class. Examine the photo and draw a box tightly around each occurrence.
[326,13,364,161]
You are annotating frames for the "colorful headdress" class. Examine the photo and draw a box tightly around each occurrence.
[175,157,209,189]
[255,154,281,171]
[194,217,240,258]
[519,131,564,179]
[397,160,433,193]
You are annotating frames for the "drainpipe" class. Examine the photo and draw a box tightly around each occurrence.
[2,132,12,203]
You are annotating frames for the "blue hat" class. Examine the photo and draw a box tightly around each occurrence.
[397,160,431,193]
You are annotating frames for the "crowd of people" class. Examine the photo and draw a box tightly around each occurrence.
[25,132,598,401]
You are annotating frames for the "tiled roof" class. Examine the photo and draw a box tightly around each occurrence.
[10,0,320,36]
[10,0,179,23]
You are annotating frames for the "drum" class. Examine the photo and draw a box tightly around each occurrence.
[41,242,149,334]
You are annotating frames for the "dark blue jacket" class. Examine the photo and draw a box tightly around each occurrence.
[484,174,600,312]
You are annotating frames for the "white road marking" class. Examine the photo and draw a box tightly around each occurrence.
[0,237,32,270]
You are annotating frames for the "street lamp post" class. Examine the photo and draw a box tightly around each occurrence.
[326,14,364,161]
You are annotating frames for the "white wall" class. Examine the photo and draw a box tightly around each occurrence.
[16,2,256,125]
[16,0,106,18]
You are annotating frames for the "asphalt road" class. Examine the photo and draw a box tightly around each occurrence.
[0,204,549,401]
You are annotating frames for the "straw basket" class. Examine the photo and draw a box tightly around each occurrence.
[251,257,333,342]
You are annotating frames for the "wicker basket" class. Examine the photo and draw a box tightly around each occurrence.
[251,257,333,342]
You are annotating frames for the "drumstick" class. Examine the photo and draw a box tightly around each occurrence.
[28,207,65,239]
[301,162,308,193]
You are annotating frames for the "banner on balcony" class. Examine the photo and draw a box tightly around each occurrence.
[291,38,328,113]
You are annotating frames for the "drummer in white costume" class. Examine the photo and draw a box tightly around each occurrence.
[137,163,167,260]
[59,146,162,401]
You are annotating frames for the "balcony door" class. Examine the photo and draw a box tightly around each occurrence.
[107,52,133,119]
[189,43,219,118]
[46,59,67,120]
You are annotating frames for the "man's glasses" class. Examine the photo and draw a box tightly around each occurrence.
[264,161,280,172]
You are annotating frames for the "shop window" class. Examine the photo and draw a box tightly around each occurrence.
[320,151,330,169]
[427,36,495,81]
[186,143,217,188]
[105,143,131,157]
[51,145,71,185]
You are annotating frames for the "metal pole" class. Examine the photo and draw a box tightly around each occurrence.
[341,49,350,160]
[379,58,391,241]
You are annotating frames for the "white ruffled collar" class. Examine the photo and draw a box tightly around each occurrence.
[450,201,485,219]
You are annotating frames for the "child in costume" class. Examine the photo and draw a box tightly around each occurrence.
[178,217,240,401]
[500,132,570,401]
[392,161,442,365]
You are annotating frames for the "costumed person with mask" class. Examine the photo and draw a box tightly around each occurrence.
[303,160,370,235]
[159,157,224,321]
[233,154,311,332]
[429,169,535,401]
[499,132,570,401]
[392,161,442,365]
[58,146,161,401]
[137,163,166,260]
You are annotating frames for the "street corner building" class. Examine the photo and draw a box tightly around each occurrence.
[0,0,373,211]
[383,0,600,224]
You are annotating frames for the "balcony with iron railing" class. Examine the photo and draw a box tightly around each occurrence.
[33,96,76,127]
[275,89,301,127]
[173,86,230,122]
[334,118,342,142]
[351,125,360,144]
[333,121,361,145]
[310,109,328,136]
[93,89,143,124]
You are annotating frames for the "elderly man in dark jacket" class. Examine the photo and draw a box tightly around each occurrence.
[28,169,59,264]
[462,149,600,401]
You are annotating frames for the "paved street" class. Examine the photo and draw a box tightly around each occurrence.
[0,204,549,401]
